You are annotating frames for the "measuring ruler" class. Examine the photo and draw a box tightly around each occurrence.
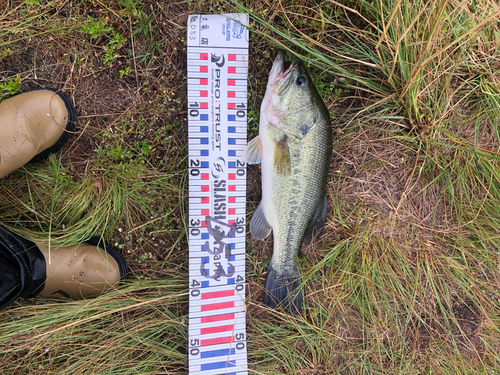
[187,14,249,375]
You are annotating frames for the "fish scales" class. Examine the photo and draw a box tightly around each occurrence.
[263,115,330,263]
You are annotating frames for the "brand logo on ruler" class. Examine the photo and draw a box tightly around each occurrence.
[232,23,245,40]
[211,53,225,68]
[212,157,225,179]
[222,17,246,42]
[187,13,249,375]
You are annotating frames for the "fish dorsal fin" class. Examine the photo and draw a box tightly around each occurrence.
[242,136,262,164]
[273,136,291,175]
[250,201,272,240]
[303,195,328,245]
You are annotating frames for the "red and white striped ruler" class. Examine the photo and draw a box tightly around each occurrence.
[187,14,249,375]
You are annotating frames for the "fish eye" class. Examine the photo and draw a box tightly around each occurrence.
[296,76,306,86]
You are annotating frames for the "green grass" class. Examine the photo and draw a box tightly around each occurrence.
[0,156,182,248]
[1,0,500,373]
[0,280,187,374]
[236,0,500,372]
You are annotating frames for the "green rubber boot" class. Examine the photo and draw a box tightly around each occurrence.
[0,89,76,178]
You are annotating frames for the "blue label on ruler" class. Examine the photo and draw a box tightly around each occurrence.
[187,13,249,375]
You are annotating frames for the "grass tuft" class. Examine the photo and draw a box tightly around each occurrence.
[0,155,182,248]
[0,280,187,374]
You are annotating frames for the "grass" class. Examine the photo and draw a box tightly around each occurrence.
[0,156,182,247]
[0,280,187,374]
[238,0,500,372]
[1,0,500,373]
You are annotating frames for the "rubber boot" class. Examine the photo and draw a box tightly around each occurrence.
[0,89,77,178]
[0,226,127,310]
[36,239,128,300]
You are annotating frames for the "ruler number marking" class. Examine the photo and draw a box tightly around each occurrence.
[236,159,246,178]
[190,217,201,237]
[190,159,201,177]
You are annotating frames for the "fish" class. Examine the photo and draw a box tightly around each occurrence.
[243,51,332,313]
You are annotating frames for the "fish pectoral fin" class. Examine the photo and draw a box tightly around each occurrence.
[273,136,291,175]
[250,202,272,240]
[303,195,329,245]
[285,108,320,139]
[242,136,262,164]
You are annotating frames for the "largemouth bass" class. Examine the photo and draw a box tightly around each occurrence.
[243,51,332,313]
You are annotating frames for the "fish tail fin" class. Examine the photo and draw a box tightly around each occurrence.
[264,264,303,314]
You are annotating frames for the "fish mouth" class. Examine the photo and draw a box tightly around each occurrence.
[262,52,304,134]
[268,51,299,86]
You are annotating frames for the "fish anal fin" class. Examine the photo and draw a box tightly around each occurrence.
[273,136,291,175]
[250,202,272,240]
[303,195,328,245]
[242,136,262,164]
